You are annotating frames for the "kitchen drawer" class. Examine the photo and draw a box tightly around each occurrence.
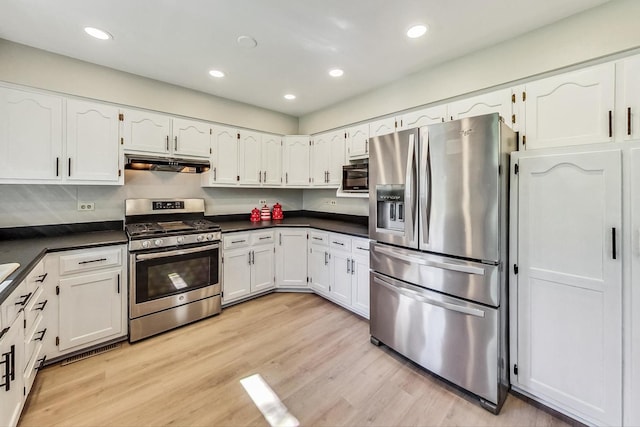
[2,280,30,329]
[24,286,45,333]
[59,247,122,275]
[309,231,329,246]
[25,312,45,366]
[330,234,352,252]
[24,339,44,396]
[250,230,275,246]
[25,259,47,295]
[352,238,370,257]
[223,233,250,249]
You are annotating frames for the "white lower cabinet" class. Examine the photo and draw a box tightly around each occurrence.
[308,231,330,295]
[222,230,275,304]
[0,286,26,427]
[511,148,622,426]
[275,228,308,288]
[628,147,640,427]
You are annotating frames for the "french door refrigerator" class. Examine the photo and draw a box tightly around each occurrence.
[368,113,516,413]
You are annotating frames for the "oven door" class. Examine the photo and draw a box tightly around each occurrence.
[129,243,220,318]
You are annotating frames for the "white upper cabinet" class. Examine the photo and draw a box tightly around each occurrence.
[522,63,615,150]
[447,88,513,124]
[66,99,121,184]
[397,105,446,130]
[0,87,63,181]
[121,109,172,154]
[369,117,397,137]
[282,135,310,186]
[311,130,344,186]
[238,130,262,185]
[616,55,640,141]
[346,123,369,160]
[210,125,239,185]
[172,118,212,158]
[261,133,282,186]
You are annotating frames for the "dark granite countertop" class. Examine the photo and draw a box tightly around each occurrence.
[0,229,127,305]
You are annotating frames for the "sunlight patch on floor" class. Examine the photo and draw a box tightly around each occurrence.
[240,373,300,427]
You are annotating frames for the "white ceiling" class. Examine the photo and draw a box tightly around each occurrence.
[0,0,611,117]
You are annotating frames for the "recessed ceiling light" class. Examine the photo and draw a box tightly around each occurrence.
[237,35,258,49]
[209,70,225,78]
[84,27,112,40]
[329,69,344,78]
[406,24,428,39]
[284,94,296,100]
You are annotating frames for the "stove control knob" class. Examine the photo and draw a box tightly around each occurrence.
[197,235,205,242]
[141,241,150,249]
[154,239,163,247]
[176,236,184,244]
[206,233,214,241]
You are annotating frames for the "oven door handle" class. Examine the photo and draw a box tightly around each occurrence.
[135,243,220,260]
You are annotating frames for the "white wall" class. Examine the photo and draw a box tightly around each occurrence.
[299,0,640,134]
[302,190,368,216]
[0,171,304,227]
[0,39,298,135]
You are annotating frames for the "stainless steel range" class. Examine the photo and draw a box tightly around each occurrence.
[125,198,221,342]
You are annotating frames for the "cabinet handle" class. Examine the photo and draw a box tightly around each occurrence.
[15,292,32,306]
[286,172,288,184]
[324,251,328,265]
[68,158,71,177]
[248,252,252,265]
[347,258,351,274]
[36,355,47,371]
[34,328,47,342]
[312,236,323,241]
[351,259,355,275]
[174,136,178,151]
[612,227,617,260]
[258,236,271,240]
[251,250,255,265]
[263,171,267,182]
[9,344,15,382]
[1,347,10,391]
[628,107,632,136]
[279,234,282,245]
[332,241,344,246]
[355,246,369,251]
[213,167,217,181]
[78,258,107,265]
[166,136,169,151]
[117,274,120,294]
[608,110,612,138]
[35,300,48,311]
[259,171,262,183]
[231,239,246,244]
[35,273,48,283]
[365,139,368,153]
[55,157,59,177]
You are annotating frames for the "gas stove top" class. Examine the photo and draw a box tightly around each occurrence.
[125,219,220,237]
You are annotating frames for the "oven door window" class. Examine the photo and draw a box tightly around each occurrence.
[135,248,219,303]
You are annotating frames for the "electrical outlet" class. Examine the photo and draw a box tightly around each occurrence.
[329,200,337,206]
[259,199,267,205]
[77,201,95,211]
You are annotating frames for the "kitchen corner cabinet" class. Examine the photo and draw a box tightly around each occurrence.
[311,130,344,186]
[447,88,513,124]
[0,86,63,181]
[521,63,615,150]
[275,228,308,288]
[222,230,275,304]
[511,149,622,426]
[346,123,369,160]
[282,136,310,186]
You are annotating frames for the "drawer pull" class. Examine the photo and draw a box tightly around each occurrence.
[258,236,271,240]
[36,355,47,370]
[78,258,107,265]
[312,237,323,241]
[15,292,32,306]
[332,241,344,246]
[35,300,48,311]
[35,272,48,283]
[34,328,47,342]
[355,246,369,251]
[231,239,246,244]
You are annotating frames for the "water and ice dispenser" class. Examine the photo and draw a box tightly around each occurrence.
[376,185,405,232]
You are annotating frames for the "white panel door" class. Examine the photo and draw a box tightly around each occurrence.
[0,87,62,180]
[222,247,251,303]
[172,118,211,158]
[308,244,330,296]
[66,99,120,183]
[516,149,622,426]
[629,147,640,427]
[282,136,310,186]
[447,88,512,123]
[329,250,352,306]
[327,131,345,185]
[261,134,282,186]
[347,124,369,159]
[58,270,123,351]
[311,133,330,186]
[211,126,238,185]
[238,130,262,185]
[122,109,171,154]
[252,245,275,293]
[616,55,640,141]
[523,63,615,149]
[398,105,446,130]
[275,228,308,288]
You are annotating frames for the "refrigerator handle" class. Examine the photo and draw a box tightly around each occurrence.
[374,244,486,275]
[405,133,417,245]
[419,127,431,246]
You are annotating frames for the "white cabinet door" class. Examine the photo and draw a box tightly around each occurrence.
[347,124,369,159]
[282,136,310,186]
[515,149,622,426]
[629,147,640,427]
[327,131,345,185]
[311,133,330,186]
[222,247,251,303]
[66,99,120,183]
[369,117,397,137]
[261,134,282,186]
[398,105,446,130]
[58,269,124,351]
[211,125,239,185]
[0,87,62,181]
[0,312,25,427]
[122,109,171,154]
[239,130,262,185]
[172,118,211,158]
[309,244,330,296]
[329,249,352,306]
[447,88,512,123]
[351,240,370,318]
[616,55,640,141]
[275,228,308,288]
[523,63,615,150]
[252,244,275,292]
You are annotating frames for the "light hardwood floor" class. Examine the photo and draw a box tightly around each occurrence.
[20,293,575,427]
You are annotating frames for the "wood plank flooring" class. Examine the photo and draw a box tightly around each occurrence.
[20,293,574,426]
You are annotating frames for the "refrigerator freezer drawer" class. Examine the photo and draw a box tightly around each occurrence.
[370,242,499,307]
[370,271,500,406]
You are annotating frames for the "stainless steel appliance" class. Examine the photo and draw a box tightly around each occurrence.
[125,199,221,342]
[342,162,368,192]
[368,113,516,413]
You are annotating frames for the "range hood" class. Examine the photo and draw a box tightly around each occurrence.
[125,155,210,173]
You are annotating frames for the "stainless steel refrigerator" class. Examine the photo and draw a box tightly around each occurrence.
[368,113,516,413]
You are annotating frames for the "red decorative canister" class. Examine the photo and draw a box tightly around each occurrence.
[272,202,283,220]
[250,207,261,222]
[260,205,271,221]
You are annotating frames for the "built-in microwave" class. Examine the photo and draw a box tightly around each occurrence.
[342,163,368,192]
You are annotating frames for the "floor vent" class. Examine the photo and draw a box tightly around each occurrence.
[61,343,121,366]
